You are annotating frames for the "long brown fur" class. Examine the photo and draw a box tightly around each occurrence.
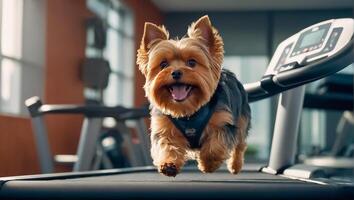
[137,15,249,176]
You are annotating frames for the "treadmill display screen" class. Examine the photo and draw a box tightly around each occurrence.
[299,29,326,48]
[290,23,331,57]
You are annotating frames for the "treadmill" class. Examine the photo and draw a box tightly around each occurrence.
[0,18,353,200]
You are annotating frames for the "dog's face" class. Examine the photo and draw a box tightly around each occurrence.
[137,16,224,118]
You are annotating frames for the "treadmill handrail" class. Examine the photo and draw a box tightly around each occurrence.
[25,96,149,120]
[39,105,149,119]
[246,39,354,102]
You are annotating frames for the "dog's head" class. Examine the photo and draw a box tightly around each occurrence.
[137,15,224,118]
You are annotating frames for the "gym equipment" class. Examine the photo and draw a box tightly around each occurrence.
[245,18,354,176]
[302,73,354,169]
[0,18,353,200]
[304,73,353,111]
[24,96,151,173]
[82,58,111,90]
[99,128,131,168]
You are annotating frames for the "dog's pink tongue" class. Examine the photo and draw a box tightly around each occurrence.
[171,85,189,101]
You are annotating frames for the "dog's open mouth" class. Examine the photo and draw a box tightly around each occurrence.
[168,83,193,102]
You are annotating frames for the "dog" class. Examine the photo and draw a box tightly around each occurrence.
[137,15,251,177]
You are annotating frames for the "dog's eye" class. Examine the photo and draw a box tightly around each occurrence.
[160,60,169,69]
[186,59,197,68]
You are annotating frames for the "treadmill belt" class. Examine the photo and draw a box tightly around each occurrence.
[0,168,353,200]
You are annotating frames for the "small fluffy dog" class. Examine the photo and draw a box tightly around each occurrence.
[137,15,251,177]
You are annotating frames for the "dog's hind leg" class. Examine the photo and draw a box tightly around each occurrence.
[227,116,249,174]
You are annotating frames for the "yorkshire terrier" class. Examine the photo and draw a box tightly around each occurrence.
[137,15,251,177]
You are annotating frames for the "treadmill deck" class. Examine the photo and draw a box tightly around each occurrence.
[0,166,353,200]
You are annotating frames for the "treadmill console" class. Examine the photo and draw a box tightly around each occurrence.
[265,18,354,76]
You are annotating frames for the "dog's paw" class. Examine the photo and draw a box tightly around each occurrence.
[197,159,223,173]
[160,163,178,177]
[227,158,243,174]
[228,165,242,174]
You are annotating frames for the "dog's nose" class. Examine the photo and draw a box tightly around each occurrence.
[171,70,183,80]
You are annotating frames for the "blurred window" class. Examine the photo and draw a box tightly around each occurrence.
[0,0,45,115]
[86,0,134,108]
[224,56,270,161]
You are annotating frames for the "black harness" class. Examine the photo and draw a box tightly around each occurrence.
[167,99,216,149]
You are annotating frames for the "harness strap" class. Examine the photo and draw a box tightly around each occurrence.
[167,102,215,149]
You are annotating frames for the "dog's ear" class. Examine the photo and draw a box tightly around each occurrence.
[188,15,214,45]
[188,15,224,65]
[142,23,169,50]
[137,22,169,75]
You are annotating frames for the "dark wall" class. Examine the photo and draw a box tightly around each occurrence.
[165,12,268,56]
[165,9,353,57]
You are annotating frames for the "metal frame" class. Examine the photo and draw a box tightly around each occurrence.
[31,116,54,174]
[136,119,152,165]
[73,118,103,171]
[262,85,306,174]
[331,111,354,156]
[25,96,151,173]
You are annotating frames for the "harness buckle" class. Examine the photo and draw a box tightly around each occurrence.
[185,128,196,137]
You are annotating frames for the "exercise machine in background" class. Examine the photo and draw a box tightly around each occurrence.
[302,73,354,171]
[24,21,153,174]
[246,18,354,180]
[25,96,151,173]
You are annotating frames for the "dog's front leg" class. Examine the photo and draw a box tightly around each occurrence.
[150,133,187,177]
[150,116,188,177]
[197,128,228,173]
[197,111,232,173]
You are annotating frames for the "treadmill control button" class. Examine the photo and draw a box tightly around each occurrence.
[275,43,293,72]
